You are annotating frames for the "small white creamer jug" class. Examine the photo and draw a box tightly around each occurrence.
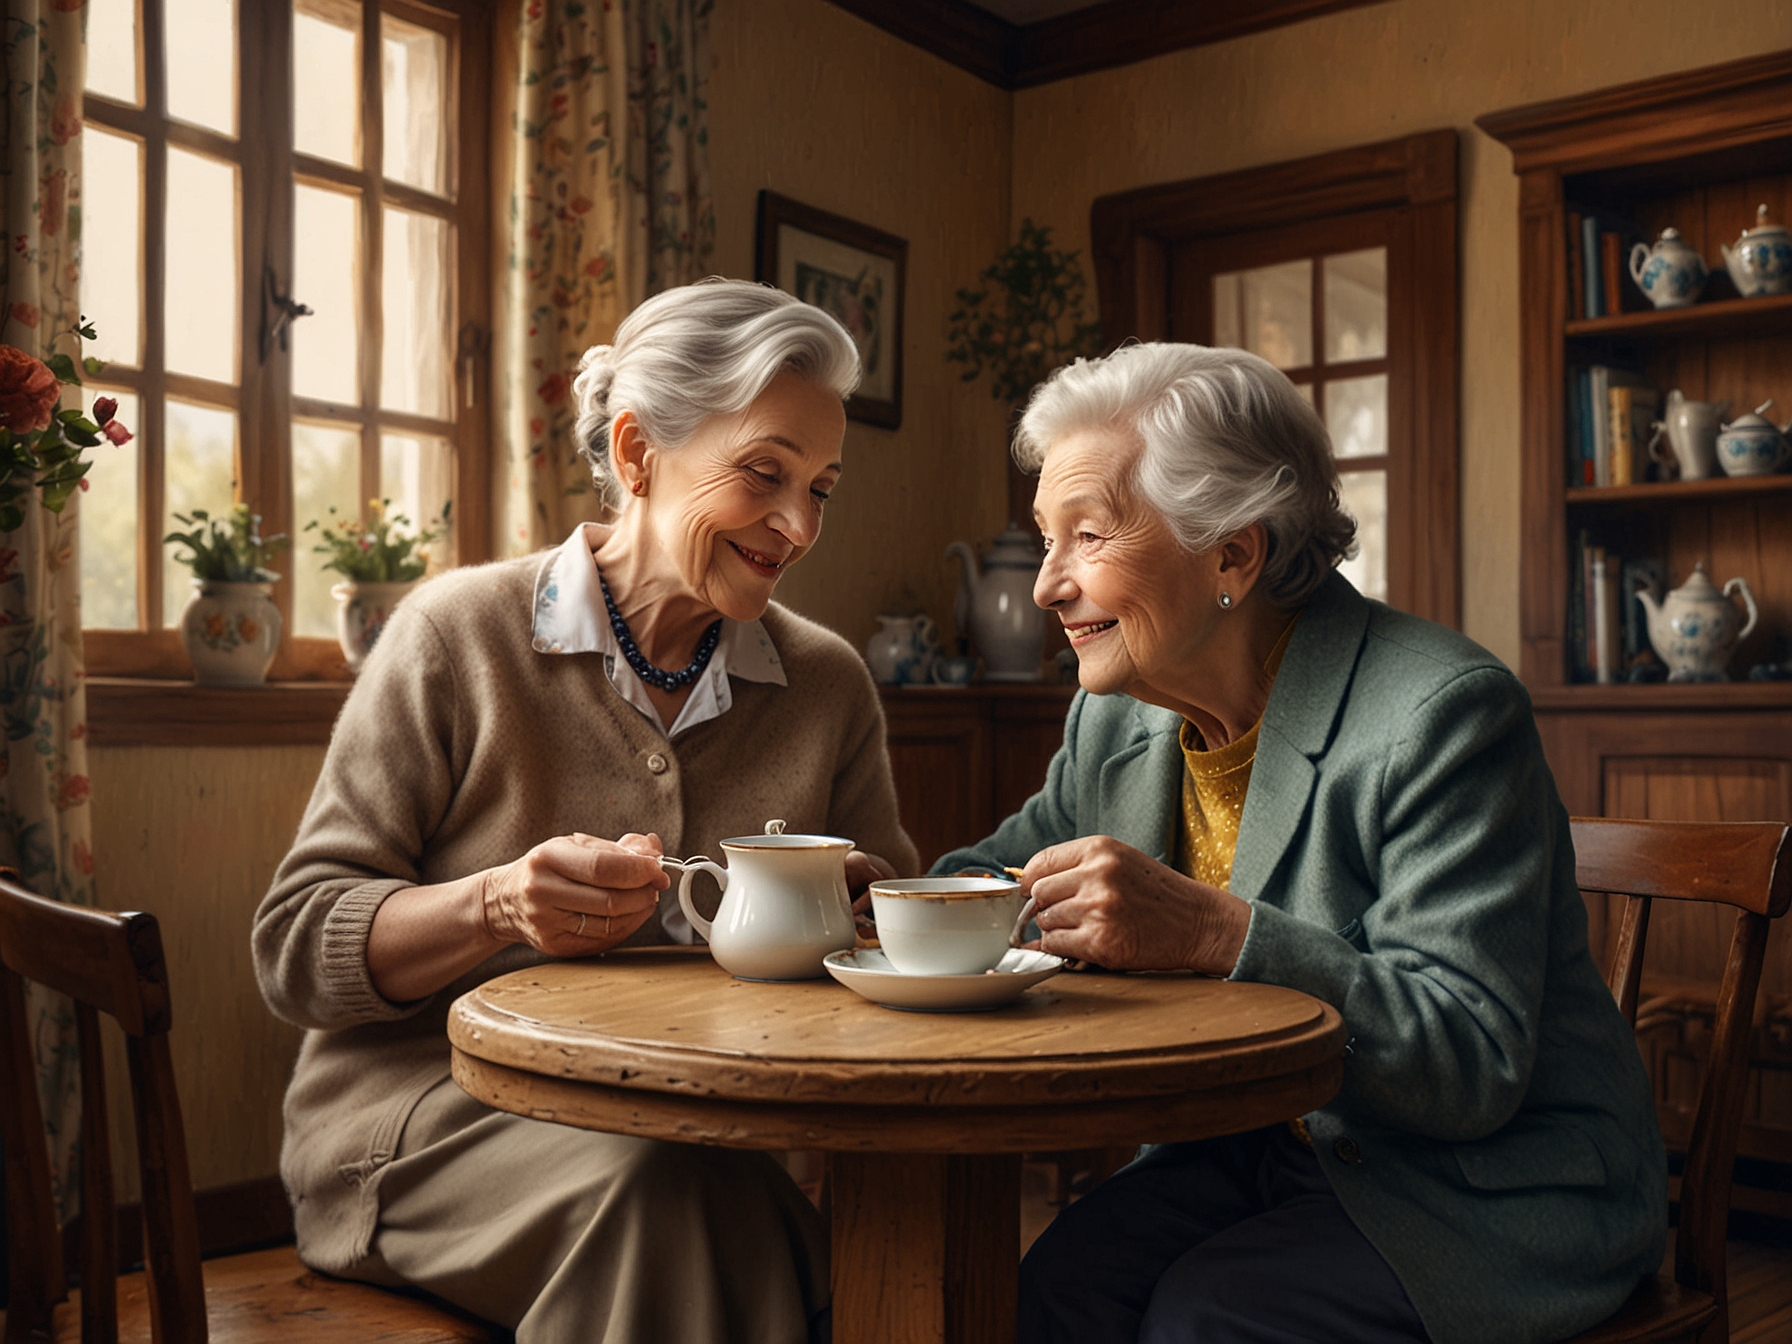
[676,822,857,981]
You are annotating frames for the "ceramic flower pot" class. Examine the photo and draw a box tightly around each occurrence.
[179,580,280,686]
[332,580,416,674]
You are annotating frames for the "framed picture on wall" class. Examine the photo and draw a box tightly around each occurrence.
[755,191,906,429]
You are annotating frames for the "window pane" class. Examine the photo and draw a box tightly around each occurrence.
[86,0,140,105]
[380,432,453,566]
[295,1,360,168]
[381,207,450,416]
[1324,374,1387,460]
[1211,261,1310,370]
[382,14,447,195]
[293,185,360,403]
[1338,469,1387,604]
[163,400,237,626]
[292,421,360,637]
[80,389,141,630]
[166,0,236,136]
[165,149,238,383]
[1324,248,1387,363]
[80,127,142,368]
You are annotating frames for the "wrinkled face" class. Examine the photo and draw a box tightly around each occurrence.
[636,372,846,620]
[1032,427,1221,699]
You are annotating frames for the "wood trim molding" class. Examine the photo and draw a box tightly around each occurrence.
[86,678,349,747]
[1087,130,1460,629]
[823,0,1394,90]
[1476,49,1792,175]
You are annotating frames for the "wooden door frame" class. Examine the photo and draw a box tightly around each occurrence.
[1088,130,1460,628]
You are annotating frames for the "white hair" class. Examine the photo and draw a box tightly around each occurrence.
[572,278,862,507]
[1014,343,1357,605]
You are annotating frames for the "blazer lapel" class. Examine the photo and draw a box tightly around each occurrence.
[1230,574,1372,904]
[1098,701,1184,863]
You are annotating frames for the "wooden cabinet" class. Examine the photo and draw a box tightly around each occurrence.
[1481,54,1792,1204]
[880,685,1076,869]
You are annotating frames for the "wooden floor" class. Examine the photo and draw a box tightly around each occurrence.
[1022,1164,1792,1341]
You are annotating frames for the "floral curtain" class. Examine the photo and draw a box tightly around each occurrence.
[0,0,92,1224]
[497,0,715,554]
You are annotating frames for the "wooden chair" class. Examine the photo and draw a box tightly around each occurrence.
[1566,817,1792,1344]
[0,875,501,1343]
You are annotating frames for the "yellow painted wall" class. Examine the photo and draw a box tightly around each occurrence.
[708,0,1017,650]
[88,745,321,1201]
[1008,0,1792,668]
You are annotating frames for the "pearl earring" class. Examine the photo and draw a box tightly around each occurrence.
[1217,591,1234,609]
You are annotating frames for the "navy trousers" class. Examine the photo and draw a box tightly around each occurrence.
[1016,1126,1431,1344]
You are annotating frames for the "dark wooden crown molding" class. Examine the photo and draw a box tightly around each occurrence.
[824,0,1395,90]
[1476,49,1792,175]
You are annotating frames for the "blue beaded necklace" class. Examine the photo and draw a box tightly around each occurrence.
[599,572,723,692]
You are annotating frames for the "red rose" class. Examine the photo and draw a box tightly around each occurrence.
[56,774,90,809]
[101,418,131,445]
[0,345,62,432]
[92,395,117,425]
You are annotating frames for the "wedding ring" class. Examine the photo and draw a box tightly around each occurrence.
[576,912,587,937]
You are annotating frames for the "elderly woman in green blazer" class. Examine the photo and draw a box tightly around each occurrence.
[934,344,1665,1344]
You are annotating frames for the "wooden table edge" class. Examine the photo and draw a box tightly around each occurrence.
[450,1048,1346,1152]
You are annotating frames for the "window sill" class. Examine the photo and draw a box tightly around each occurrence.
[86,677,351,747]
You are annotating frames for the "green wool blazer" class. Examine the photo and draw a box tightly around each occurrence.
[935,573,1666,1344]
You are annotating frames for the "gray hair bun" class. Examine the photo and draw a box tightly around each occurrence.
[570,278,862,509]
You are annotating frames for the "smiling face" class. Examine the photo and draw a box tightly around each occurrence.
[1032,427,1226,701]
[628,371,847,621]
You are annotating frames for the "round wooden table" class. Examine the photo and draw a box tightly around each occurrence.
[449,947,1345,1344]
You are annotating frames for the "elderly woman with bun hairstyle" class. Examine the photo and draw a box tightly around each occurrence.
[254,279,917,1343]
[934,343,1666,1344]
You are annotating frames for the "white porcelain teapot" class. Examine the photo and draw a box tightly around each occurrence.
[1715,400,1792,477]
[946,524,1046,682]
[675,823,857,981]
[1629,227,1708,309]
[1722,205,1792,297]
[1635,562,1758,682]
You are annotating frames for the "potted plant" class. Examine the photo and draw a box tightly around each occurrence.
[162,505,290,686]
[307,498,449,673]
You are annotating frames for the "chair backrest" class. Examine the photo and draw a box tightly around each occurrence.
[0,874,207,1343]
[1572,816,1792,1343]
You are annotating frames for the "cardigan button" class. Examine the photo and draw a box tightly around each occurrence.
[1332,1136,1363,1166]
[646,752,669,775]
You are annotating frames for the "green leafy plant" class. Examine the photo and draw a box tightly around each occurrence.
[0,318,133,533]
[306,498,450,583]
[163,504,289,582]
[945,219,1105,405]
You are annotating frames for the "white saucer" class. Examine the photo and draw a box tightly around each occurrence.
[822,947,1065,1012]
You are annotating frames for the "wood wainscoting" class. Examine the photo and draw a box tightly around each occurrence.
[880,684,1076,870]
[1535,697,1792,1213]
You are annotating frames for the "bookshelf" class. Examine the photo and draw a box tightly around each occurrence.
[1481,52,1792,1183]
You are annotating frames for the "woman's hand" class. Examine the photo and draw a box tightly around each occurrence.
[481,831,671,957]
[845,848,898,937]
[1019,836,1251,975]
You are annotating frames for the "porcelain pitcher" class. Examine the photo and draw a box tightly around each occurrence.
[1636,562,1758,682]
[946,524,1047,682]
[1648,390,1729,481]
[676,825,857,981]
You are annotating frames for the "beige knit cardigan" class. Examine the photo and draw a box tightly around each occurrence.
[252,555,918,1273]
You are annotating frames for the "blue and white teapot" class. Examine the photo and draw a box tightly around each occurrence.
[1629,228,1708,309]
[1722,205,1792,297]
[1715,400,1792,477]
[1636,562,1757,682]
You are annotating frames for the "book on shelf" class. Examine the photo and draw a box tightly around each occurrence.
[1565,364,1652,488]
[1567,211,1585,320]
[1591,549,1620,684]
[1607,383,1659,487]
[1567,211,1642,319]
[1570,529,1590,680]
[1620,558,1665,666]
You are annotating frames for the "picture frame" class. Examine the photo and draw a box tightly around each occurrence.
[755,191,907,429]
